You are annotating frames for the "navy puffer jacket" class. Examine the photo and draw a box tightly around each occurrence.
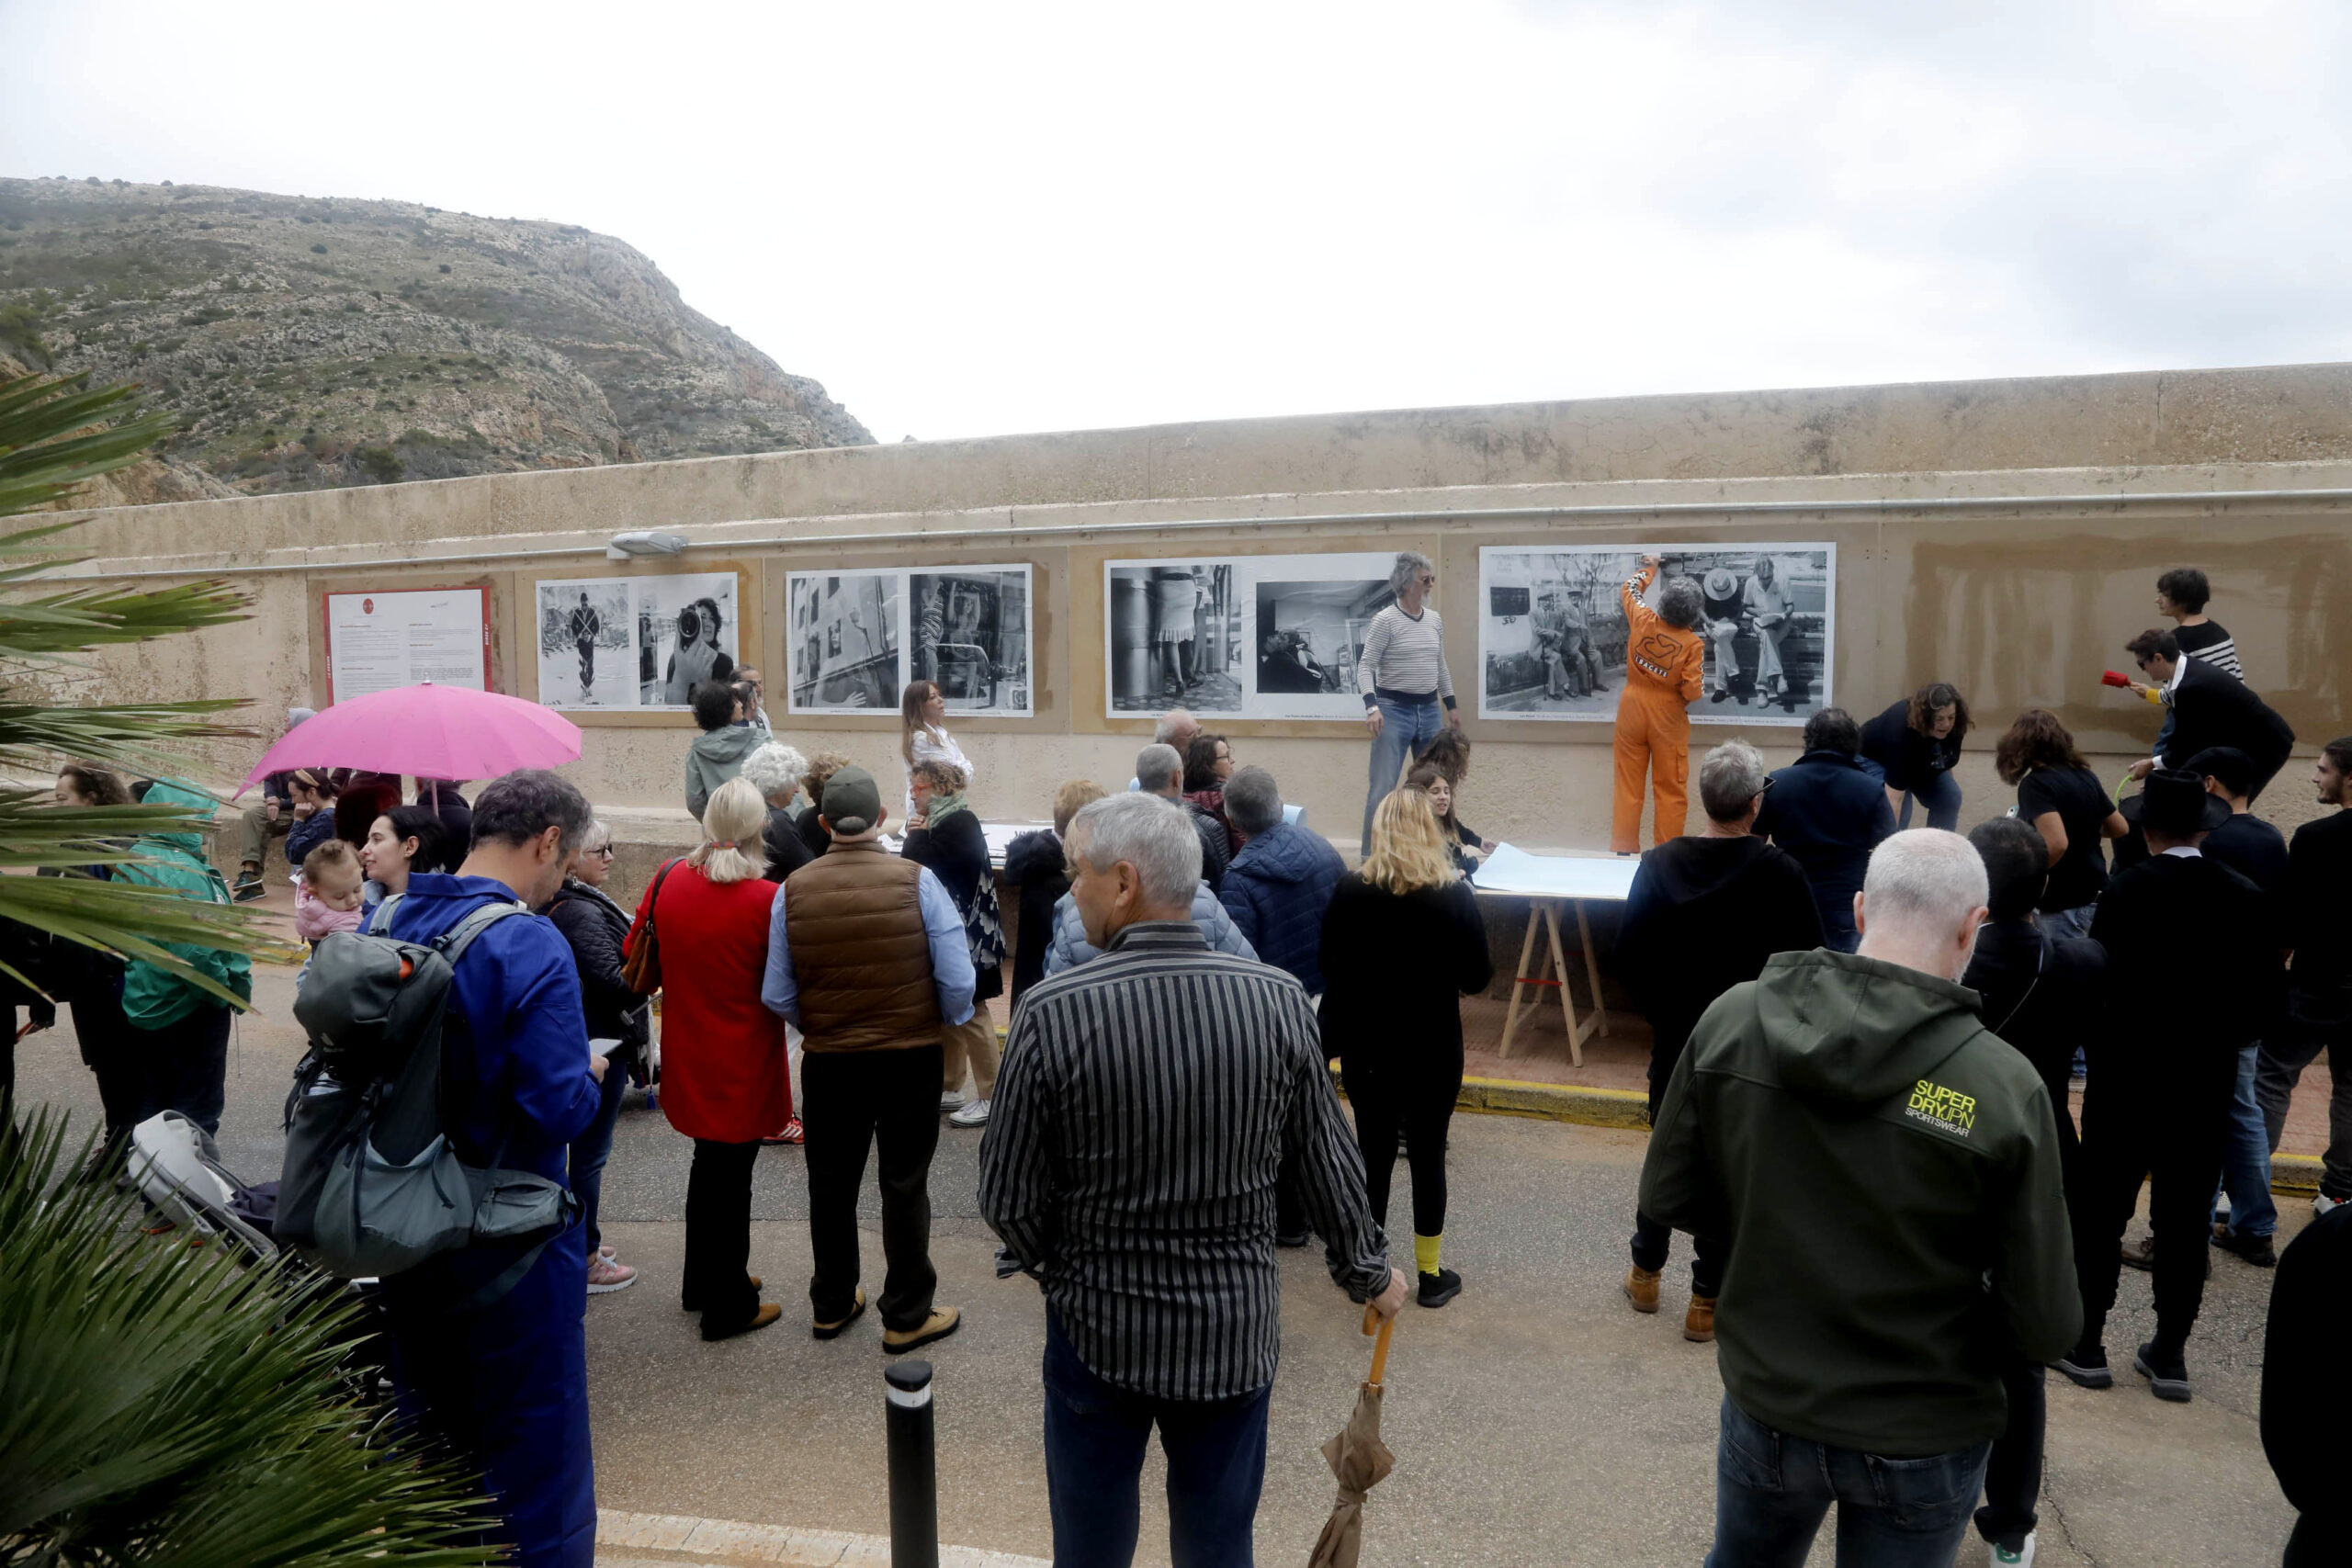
[1217,820,1346,994]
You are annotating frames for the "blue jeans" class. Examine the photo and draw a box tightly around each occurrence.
[1042,1313,1272,1568]
[568,1052,629,1255]
[1855,758,1962,832]
[1362,694,1444,856]
[1707,1396,1989,1568]
[2041,903,2097,943]
[2216,1043,2278,1237]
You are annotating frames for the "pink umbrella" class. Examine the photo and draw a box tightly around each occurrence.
[239,682,582,793]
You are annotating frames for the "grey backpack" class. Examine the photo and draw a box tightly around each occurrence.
[277,897,578,1302]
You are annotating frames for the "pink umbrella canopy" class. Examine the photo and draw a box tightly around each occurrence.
[240,682,582,792]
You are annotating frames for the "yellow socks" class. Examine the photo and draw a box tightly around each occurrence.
[1414,1233,1442,1277]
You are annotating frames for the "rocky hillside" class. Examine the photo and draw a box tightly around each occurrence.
[0,176,871,499]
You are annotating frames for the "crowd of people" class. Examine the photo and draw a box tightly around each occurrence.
[20,556,2347,1568]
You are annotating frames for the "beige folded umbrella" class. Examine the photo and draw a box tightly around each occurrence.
[1308,1305,1398,1568]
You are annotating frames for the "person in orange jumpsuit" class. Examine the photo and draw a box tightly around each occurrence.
[1611,555,1708,853]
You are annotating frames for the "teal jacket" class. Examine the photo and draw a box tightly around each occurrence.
[119,778,254,1030]
[1639,949,2079,1456]
[684,723,763,820]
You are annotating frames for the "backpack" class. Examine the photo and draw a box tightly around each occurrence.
[276,897,577,1304]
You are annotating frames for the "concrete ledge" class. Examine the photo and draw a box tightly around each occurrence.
[596,1509,1046,1568]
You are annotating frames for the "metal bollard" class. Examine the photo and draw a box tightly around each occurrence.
[884,1359,939,1568]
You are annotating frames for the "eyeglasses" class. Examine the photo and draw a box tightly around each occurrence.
[585,845,616,858]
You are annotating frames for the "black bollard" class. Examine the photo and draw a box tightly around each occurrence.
[884,1359,939,1568]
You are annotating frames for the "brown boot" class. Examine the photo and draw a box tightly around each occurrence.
[1684,1295,1717,1343]
[1623,1265,1661,1314]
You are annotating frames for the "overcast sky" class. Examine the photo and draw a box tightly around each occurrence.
[4,1,2344,444]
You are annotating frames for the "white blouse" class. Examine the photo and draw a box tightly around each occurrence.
[905,727,975,820]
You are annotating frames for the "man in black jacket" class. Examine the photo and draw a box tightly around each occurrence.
[2265,1199,2352,1563]
[2178,746,2290,1263]
[2063,769,2273,1403]
[1754,706,1895,953]
[1618,739,1821,1343]
[2125,628,2295,798]
[2256,737,2352,1214]
[1962,817,2104,1564]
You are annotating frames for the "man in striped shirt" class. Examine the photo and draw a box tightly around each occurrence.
[980,793,1406,1568]
[1358,549,1461,856]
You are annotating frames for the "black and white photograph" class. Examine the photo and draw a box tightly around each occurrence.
[533,578,635,710]
[909,566,1033,716]
[1246,560,1396,720]
[1478,544,1836,726]
[633,572,741,708]
[1106,560,1242,716]
[1105,550,1403,719]
[787,570,902,713]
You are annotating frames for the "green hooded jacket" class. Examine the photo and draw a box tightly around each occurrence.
[1638,948,2079,1457]
[684,723,763,820]
[119,778,254,1031]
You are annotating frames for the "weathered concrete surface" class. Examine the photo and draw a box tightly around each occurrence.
[58,362,2352,862]
[11,964,2308,1568]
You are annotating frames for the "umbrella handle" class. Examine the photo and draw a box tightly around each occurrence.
[1362,1304,1395,1388]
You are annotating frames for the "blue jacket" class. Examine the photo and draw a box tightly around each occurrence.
[1754,750,1897,928]
[1043,882,1257,976]
[1217,821,1345,994]
[284,807,338,871]
[382,873,602,1185]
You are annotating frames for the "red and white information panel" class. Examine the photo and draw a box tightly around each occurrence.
[323,587,492,704]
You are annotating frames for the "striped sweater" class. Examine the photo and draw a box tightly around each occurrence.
[978,920,1392,1400]
[2175,619,2244,681]
[1356,603,1455,705]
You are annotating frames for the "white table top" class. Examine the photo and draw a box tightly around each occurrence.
[1469,842,1640,903]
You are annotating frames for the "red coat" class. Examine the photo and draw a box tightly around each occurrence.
[628,861,790,1144]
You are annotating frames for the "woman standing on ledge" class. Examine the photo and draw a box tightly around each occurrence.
[1611,554,1707,854]
[899,679,974,822]
[1357,550,1461,857]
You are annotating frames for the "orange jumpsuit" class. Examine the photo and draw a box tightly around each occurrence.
[1611,561,1706,852]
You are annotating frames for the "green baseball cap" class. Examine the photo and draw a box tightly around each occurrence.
[820,764,882,835]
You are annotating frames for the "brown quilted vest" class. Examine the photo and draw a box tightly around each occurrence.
[782,838,943,1052]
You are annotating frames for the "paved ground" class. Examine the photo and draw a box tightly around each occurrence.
[13,963,2307,1566]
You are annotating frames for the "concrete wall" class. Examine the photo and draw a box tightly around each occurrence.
[62,362,2352,874]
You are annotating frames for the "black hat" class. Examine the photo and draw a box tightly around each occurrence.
[2121,767,2232,835]
[2180,746,2258,799]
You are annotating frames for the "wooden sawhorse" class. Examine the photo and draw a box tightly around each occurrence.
[1496,896,1610,1065]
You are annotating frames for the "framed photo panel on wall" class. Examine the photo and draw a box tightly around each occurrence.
[785,564,1034,717]
[1476,543,1837,727]
[534,570,742,712]
[1102,551,1400,721]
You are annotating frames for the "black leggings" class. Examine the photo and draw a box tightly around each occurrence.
[1341,1051,1463,1240]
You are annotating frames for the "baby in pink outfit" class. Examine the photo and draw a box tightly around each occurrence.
[295,839,366,944]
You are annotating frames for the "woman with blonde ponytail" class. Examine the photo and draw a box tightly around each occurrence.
[625,775,794,1341]
[1317,786,1494,1310]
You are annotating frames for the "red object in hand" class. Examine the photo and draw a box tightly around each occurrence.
[2100,670,2133,688]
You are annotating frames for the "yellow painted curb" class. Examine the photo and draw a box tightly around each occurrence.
[1403,1067,2330,1198]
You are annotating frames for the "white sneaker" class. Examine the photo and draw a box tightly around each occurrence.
[2317,1193,2343,1217]
[939,1092,967,1111]
[948,1098,991,1128]
[1992,1532,2035,1566]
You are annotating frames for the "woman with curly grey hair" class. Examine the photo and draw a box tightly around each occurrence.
[1611,553,1709,853]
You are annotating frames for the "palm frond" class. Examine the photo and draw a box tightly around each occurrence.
[0,372,175,520]
[0,1110,503,1566]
